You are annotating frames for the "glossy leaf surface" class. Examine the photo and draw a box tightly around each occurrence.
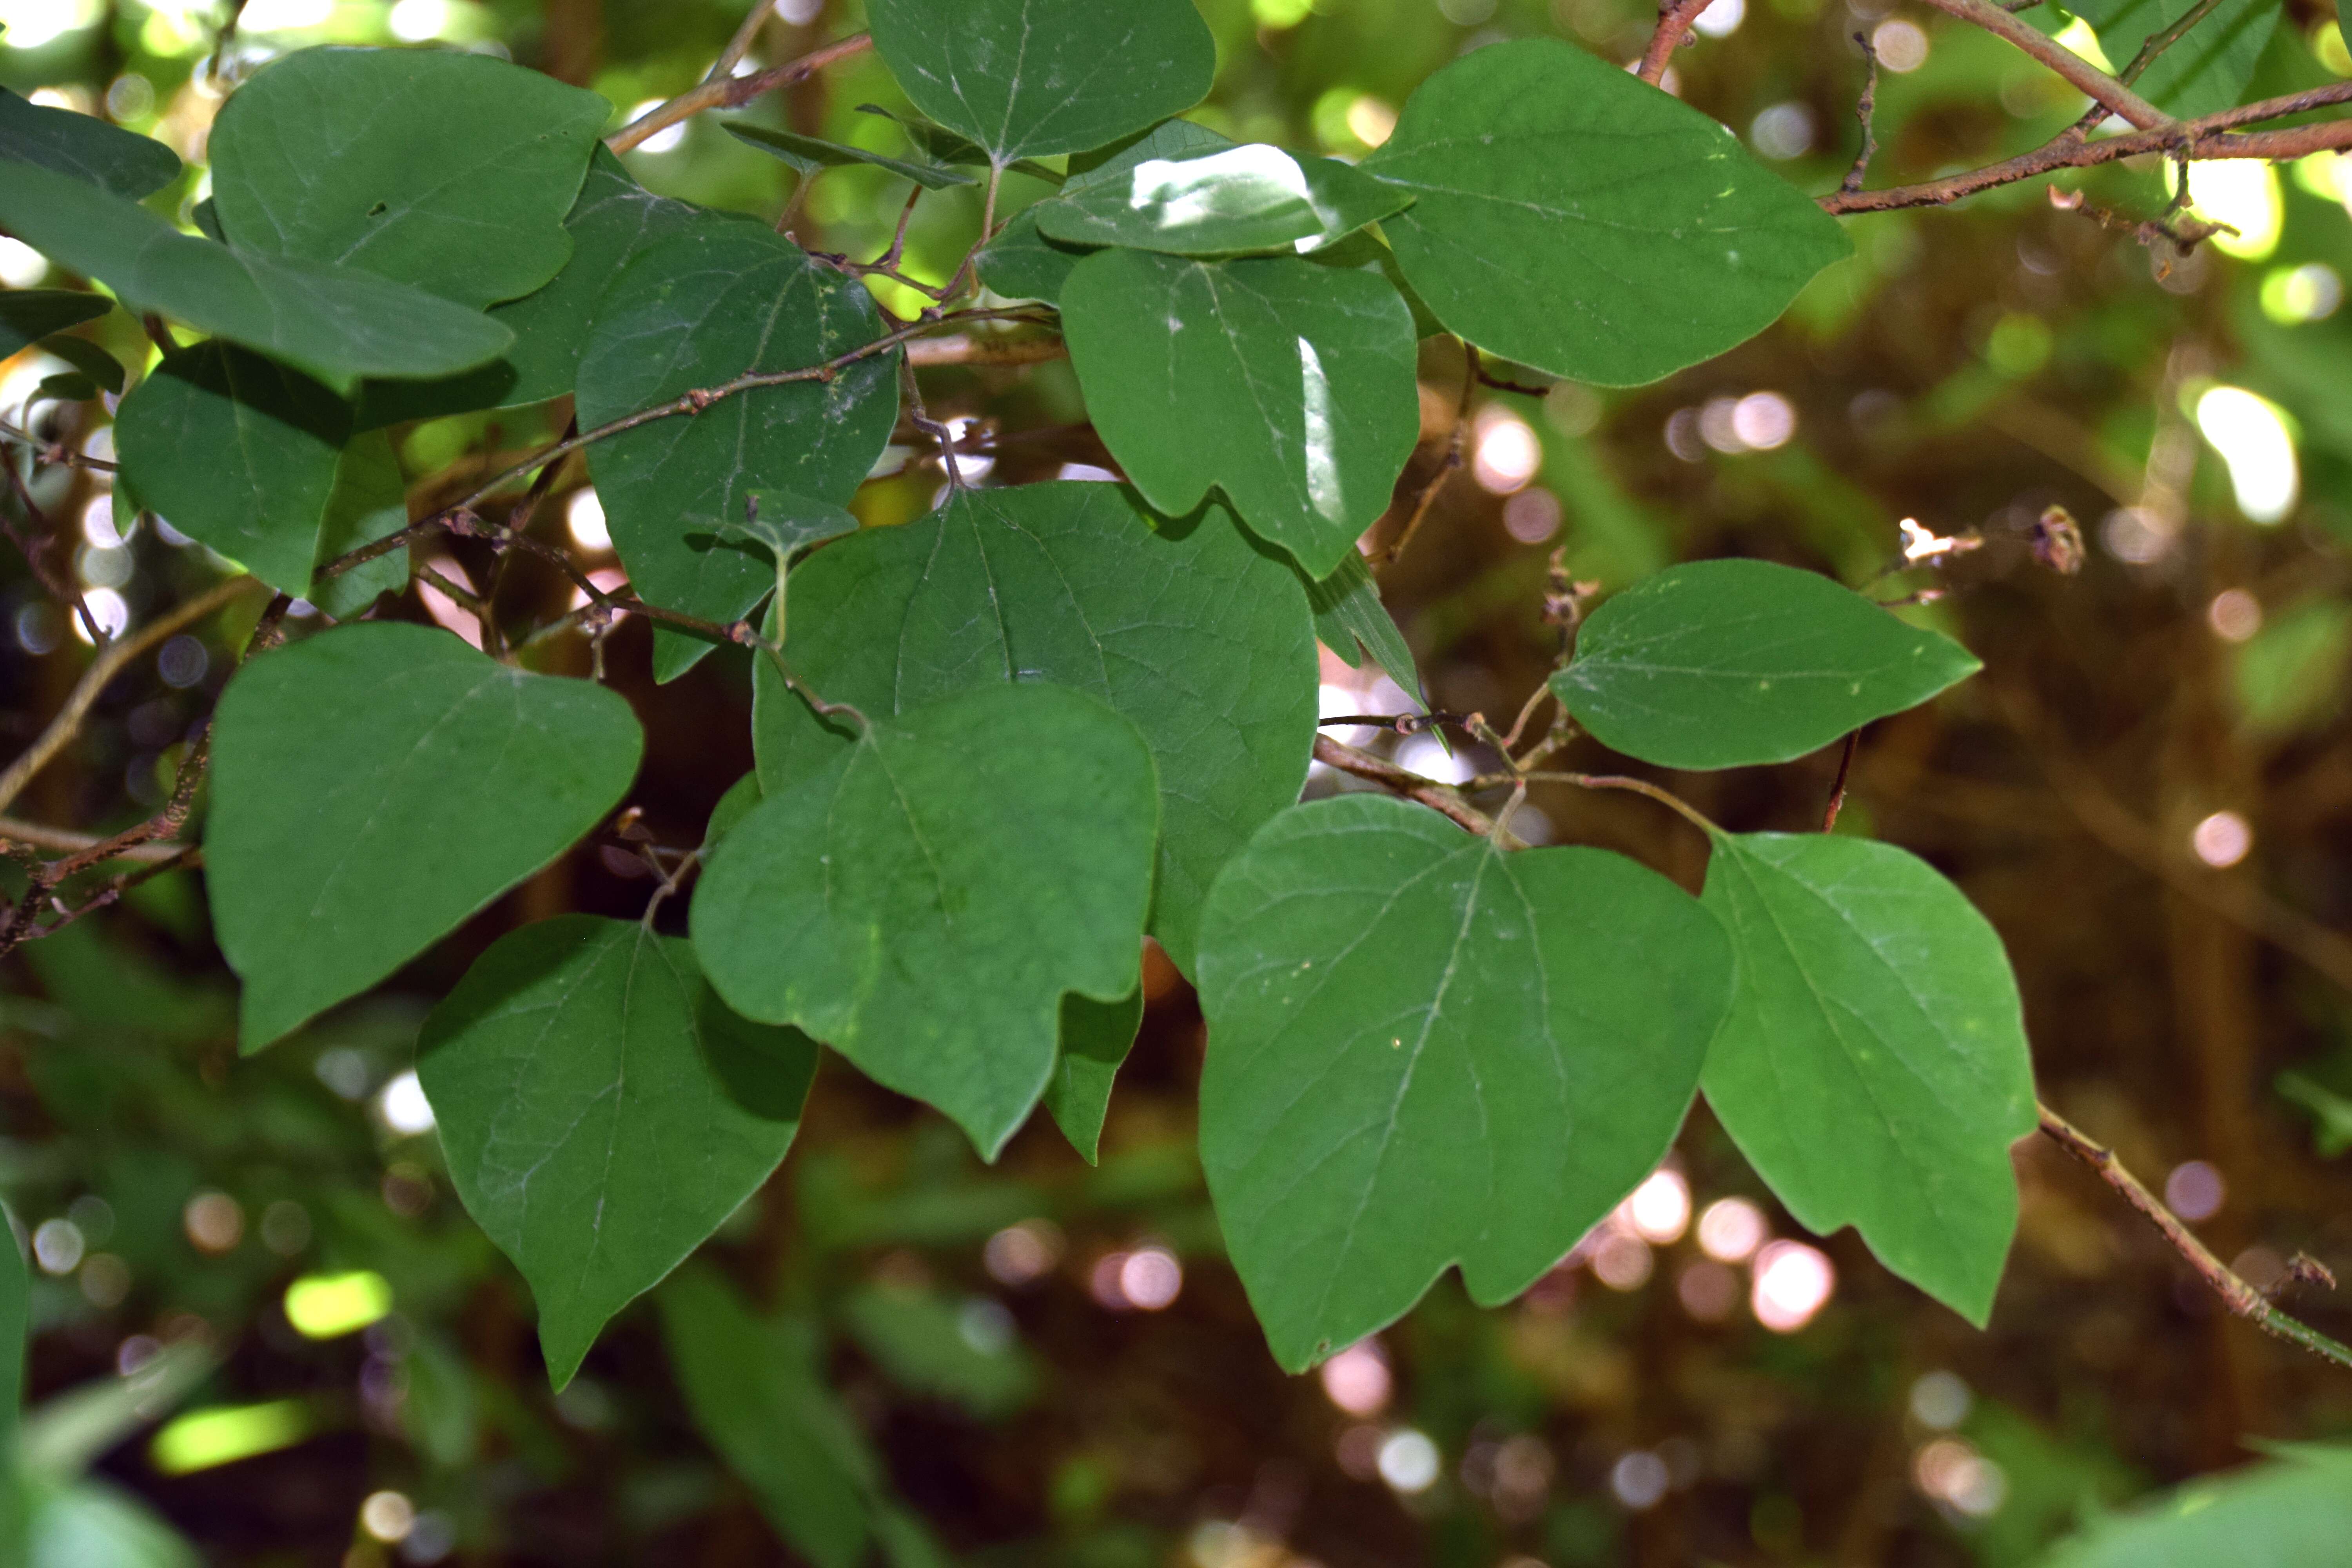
[576,221,898,680]
[1363,38,1849,385]
[0,161,513,392]
[864,0,1216,164]
[1701,833,2036,1325]
[1198,795,1735,1369]
[209,47,608,309]
[698,683,1158,1156]
[748,482,1316,974]
[207,622,642,1052]
[0,87,180,198]
[975,120,1237,303]
[1061,248,1420,577]
[420,916,817,1388]
[1549,559,1980,769]
[1034,143,1409,255]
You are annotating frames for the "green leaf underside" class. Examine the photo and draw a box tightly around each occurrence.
[0,87,181,199]
[748,482,1317,975]
[575,220,898,682]
[309,430,413,619]
[975,119,1238,304]
[1550,559,1981,770]
[2039,1445,2352,1567]
[1061,248,1420,578]
[1700,833,2036,1325]
[1306,550,1426,707]
[1034,143,1410,255]
[1361,38,1849,386]
[113,342,351,598]
[725,122,973,189]
[0,161,513,392]
[1046,988,1145,1163]
[2069,0,2281,117]
[660,1269,878,1568]
[0,290,111,357]
[1197,794,1735,1370]
[717,490,860,564]
[696,683,1158,1157]
[206,622,643,1052]
[419,916,816,1388]
[864,0,1216,164]
[208,47,608,310]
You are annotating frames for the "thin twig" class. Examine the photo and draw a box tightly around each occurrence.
[0,575,260,817]
[2037,1103,2352,1370]
[1376,339,1476,569]
[608,33,873,155]
[3,456,102,643]
[0,817,185,863]
[2117,0,2223,84]
[706,0,775,84]
[1823,731,1860,831]
[1841,33,1882,196]
[1637,0,1717,85]
[1313,735,1519,844]
[1521,770,1722,836]
[1910,0,2170,127]
[0,420,116,472]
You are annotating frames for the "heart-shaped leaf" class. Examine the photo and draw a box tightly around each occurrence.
[749,481,1316,975]
[1198,794,1735,1369]
[420,915,817,1388]
[206,622,643,1051]
[696,682,1159,1156]
[1700,832,2036,1325]
[576,220,899,682]
[864,0,1216,165]
[1061,248,1421,578]
[1362,38,1850,385]
[0,87,181,198]
[1549,559,1980,769]
[1033,143,1409,256]
[208,47,609,309]
[0,161,513,392]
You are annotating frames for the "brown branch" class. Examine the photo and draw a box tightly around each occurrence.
[1312,735,1517,844]
[1911,0,2170,128]
[0,575,261,817]
[1823,731,1860,830]
[1519,770,1723,836]
[1637,0,1717,85]
[2117,0,2223,84]
[0,419,116,472]
[3,455,102,643]
[1840,33,1882,196]
[0,817,185,863]
[2037,1103,2352,1369]
[1824,83,2352,213]
[608,33,872,155]
[1375,339,1476,569]
[0,728,212,956]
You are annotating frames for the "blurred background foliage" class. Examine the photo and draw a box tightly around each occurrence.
[6,0,2352,1562]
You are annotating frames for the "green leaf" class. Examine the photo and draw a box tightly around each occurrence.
[575,220,899,682]
[1305,550,1425,708]
[206,621,643,1052]
[207,46,608,309]
[841,1283,1040,1419]
[1548,559,1980,770]
[1033,143,1410,255]
[0,290,110,357]
[419,915,817,1388]
[724,122,973,189]
[712,489,859,566]
[704,772,762,850]
[39,336,123,396]
[0,161,514,393]
[2070,0,2281,117]
[864,0,1216,165]
[308,430,411,620]
[1,1206,23,1452]
[33,372,99,403]
[2038,1445,2352,1566]
[659,1268,877,1568]
[0,87,181,199]
[747,481,1316,975]
[975,118,1238,302]
[113,342,352,599]
[1046,988,1144,1163]
[1197,794,1735,1370]
[696,682,1159,1156]
[854,103,1065,180]
[1700,832,2036,1325]
[1361,38,1850,386]
[1061,248,1421,578]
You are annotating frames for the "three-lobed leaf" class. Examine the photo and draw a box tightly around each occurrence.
[864,0,1216,165]
[1198,795,1735,1370]
[208,47,608,309]
[748,481,1317,974]
[0,161,512,392]
[1362,38,1850,386]
[1700,832,2036,1325]
[1549,559,1980,769]
[1061,248,1421,578]
[206,622,643,1052]
[0,87,180,198]
[697,682,1159,1156]
[575,219,898,681]
[419,916,817,1388]
[1033,143,1410,256]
